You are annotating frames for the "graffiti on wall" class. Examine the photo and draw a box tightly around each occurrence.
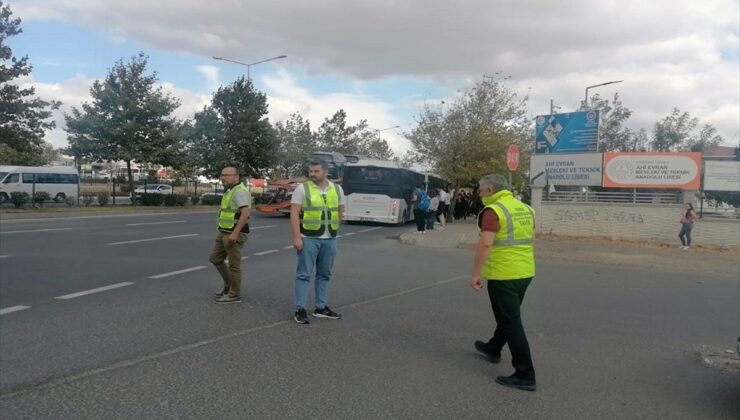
[553,208,645,224]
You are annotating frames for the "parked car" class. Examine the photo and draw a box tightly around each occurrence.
[200,188,225,200]
[133,184,174,196]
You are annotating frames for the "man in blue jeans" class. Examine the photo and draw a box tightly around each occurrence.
[290,159,346,324]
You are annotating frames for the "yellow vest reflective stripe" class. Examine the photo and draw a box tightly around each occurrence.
[479,190,535,280]
[218,183,250,232]
[300,181,340,237]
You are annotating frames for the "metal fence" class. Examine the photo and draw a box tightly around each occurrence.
[543,190,682,204]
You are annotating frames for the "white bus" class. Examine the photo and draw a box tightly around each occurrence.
[0,166,79,204]
[342,160,447,225]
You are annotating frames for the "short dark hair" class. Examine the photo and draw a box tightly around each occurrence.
[308,159,328,171]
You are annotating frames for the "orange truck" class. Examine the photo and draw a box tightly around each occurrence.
[254,178,304,216]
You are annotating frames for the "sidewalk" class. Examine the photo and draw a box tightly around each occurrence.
[399,218,740,278]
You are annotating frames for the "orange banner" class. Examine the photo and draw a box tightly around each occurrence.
[603,152,701,189]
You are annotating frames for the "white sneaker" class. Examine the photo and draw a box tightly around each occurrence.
[681,246,689,250]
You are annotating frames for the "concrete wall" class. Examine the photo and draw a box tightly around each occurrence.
[530,189,739,249]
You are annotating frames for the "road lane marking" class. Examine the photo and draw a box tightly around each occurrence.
[149,266,207,279]
[343,232,356,236]
[358,227,383,233]
[125,220,187,227]
[0,228,72,235]
[0,255,9,258]
[55,282,135,300]
[0,210,214,223]
[0,274,467,399]
[107,234,199,246]
[0,305,31,315]
[250,225,276,230]
[254,249,279,256]
[241,256,249,260]
[283,246,294,250]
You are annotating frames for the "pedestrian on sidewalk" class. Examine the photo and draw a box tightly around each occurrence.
[470,173,537,392]
[436,186,450,229]
[454,190,469,220]
[210,166,251,304]
[426,190,439,231]
[678,203,697,250]
[411,185,430,234]
[290,159,345,324]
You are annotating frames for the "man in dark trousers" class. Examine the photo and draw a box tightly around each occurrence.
[470,173,537,391]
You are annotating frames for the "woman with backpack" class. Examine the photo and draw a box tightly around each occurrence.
[412,185,430,234]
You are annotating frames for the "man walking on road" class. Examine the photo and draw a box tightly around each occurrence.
[290,159,346,324]
[210,167,251,304]
[470,173,537,391]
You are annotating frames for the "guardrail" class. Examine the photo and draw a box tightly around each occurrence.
[543,190,681,204]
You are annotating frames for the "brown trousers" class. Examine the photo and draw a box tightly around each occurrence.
[209,232,248,297]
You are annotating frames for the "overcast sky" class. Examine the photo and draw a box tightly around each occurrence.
[9,0,740,153]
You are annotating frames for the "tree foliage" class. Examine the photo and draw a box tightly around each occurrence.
[315,109,396,160]
[190,77,277,178]
[0,1,60,165]
[589,93,646,152]
[405,74,530,187]
[650,108,723,152]
[65,52,181,197]
[271,112,316,178]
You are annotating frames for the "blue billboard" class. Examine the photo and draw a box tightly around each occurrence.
[535,110,600,154]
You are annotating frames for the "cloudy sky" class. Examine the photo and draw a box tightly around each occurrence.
[8,0,740,153]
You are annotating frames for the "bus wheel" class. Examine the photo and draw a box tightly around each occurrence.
[0,192,8,204]
[54,193,66,203]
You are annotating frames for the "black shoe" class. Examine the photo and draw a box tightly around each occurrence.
[214,288,229,298]
[215,294,241,304]
[474,340,501,363]
[495,374,536,391]
[294,308,310,324]
[313,306,341,319]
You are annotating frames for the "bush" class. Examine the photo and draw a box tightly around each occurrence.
[201,195,221,205]
[81,193,96,207]
[33,191,51,207]
[10,192,29,209]
[190,196,200,205]
[164,194,188,207]
[140,194,165,206]
[64,196,77,207]
[97,191,110,206]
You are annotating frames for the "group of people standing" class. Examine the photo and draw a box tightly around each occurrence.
[411,186,451,234]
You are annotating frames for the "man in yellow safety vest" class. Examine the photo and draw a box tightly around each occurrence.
[290,159,346,324]
[470,173,537,391]
[209,166,251,304]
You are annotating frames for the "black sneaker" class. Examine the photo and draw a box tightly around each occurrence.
[495,374,536,391]
[313,306,341,319]
[474,340,501,363]
[215,294,241,304]
[214,288,229,298]
[294,308,310,324]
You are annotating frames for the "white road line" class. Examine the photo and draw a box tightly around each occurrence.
[283,245,294,250]
[55,282,135,300]
[250,225,276,230]
[0,305,31,315]
[0,255,9,258]
[241,256,249,260]
[107,234,199,246]
[358,227,383,233]
[343,232,356,236]
[335,234,343,238]
[125,220,187,227]
[0,228,72,235]
[0,210,214,223]
[148,266,207,279]
[254,249,279,256]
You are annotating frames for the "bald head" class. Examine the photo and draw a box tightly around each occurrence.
[220,167,240,187]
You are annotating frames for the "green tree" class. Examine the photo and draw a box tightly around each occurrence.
[272,112,316,178]
[314,109,395,160]
[0,1,61,165]
[405,74,530,189]
[65,53,181,201]
[651,108,698,151]
[589,93,636,152]
[191,77,277,178]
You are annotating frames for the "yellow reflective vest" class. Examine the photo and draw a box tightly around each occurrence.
[218,183,250,233]
[300,181,341,238]
[478,190,535,280]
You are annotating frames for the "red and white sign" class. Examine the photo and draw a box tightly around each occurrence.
[603,152,701,189]
[506,145,520,171]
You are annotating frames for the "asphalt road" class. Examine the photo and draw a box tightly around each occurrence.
[0,211,738,419]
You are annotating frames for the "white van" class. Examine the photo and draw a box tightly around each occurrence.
[118,167,144,181]
[0,166,79,204]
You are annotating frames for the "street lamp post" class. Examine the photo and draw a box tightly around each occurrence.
[372,125,400,141]
[212,54,288,81]
[582,80,623,109]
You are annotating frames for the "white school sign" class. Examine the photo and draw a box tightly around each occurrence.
[704,160,740,192]
[529,153,603,187]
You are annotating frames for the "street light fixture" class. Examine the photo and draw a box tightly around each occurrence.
[212,54,288,81]
[583,80,623,109]
[372,125,401,141]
